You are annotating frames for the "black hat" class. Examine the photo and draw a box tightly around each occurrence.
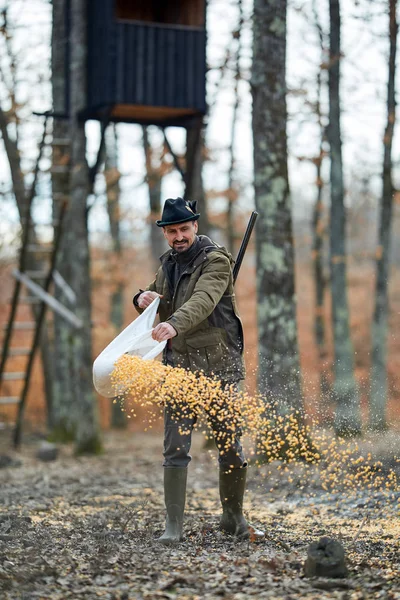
[156,197,200,227]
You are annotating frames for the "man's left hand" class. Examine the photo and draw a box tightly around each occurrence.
[152,322,177,342]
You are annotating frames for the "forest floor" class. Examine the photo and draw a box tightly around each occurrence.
[0,429,399,600]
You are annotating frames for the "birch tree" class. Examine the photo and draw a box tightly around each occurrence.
[328,0,361,436]
[370,0,398,431]
[251,0,303,416]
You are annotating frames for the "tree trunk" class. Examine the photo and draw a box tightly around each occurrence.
[312,164,332,423]
[328,0,361,437]
[50,0,76,441]
[69,0,102,454]
[226,0,243,255]
[184,117,211,236]
[142,127,166,265]
[369,0,398,431]
[104,125,127,429]
[251,0,303,416]
[311,0,332,424]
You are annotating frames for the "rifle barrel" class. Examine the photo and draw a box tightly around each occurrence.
[233,211,258,284]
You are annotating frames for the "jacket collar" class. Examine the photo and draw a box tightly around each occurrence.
[159,235,220,269]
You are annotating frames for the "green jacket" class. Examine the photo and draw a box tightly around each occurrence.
[134,236,245,382]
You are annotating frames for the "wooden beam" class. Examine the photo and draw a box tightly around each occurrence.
[0,397,19,405]
[12,270,83,329]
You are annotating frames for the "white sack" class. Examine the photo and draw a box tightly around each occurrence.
[93,297,167,398]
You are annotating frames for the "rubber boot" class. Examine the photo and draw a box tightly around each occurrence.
[219,467,264,540]
[158,467,187,545]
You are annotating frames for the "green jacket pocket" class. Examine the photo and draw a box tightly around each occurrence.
[186,330,228,374]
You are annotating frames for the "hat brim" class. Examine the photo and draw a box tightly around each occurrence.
[156,214,200,227]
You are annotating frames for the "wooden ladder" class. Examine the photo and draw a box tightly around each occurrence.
[0,119,82,447]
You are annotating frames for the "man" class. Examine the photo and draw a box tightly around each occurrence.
[133,197,263,544]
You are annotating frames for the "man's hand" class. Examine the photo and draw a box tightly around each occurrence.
[152,322,177,342]
[137,291,162,309]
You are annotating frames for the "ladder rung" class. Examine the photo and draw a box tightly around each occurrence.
[26,244,52,253]
[8,348,31,357]
[24,270,49,279]
[2,373,25,381]
[0,397,19,405]
[5,322,36,330]
[52,138,71,146]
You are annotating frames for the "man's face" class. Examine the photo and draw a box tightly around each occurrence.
[163,220,198,253]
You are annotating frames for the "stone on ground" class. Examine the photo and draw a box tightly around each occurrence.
[304,536,348,578]
[36,442,58,462]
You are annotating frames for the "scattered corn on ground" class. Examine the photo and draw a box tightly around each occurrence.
[111,355,399,502]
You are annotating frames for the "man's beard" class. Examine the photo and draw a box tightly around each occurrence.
[173,240,190,253]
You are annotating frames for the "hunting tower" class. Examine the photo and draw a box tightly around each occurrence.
[85,0,207,127]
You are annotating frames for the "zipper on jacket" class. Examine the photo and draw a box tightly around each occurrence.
[171,252,211,312]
